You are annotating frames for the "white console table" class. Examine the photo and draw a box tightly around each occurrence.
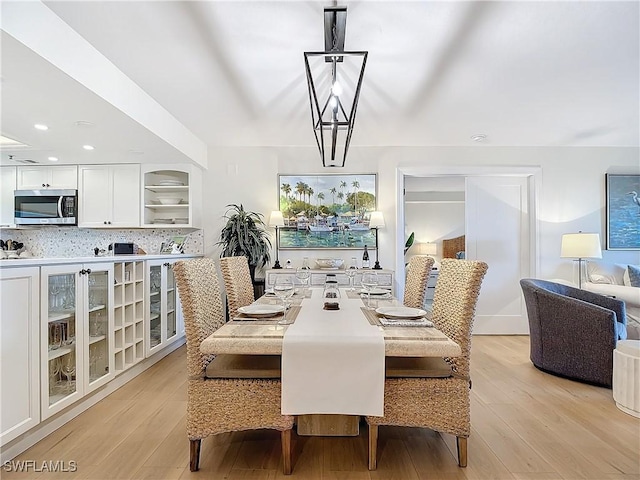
[265,268,394,290]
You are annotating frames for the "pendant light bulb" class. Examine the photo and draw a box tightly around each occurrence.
[331,81,343,96]
[329,95,338,110]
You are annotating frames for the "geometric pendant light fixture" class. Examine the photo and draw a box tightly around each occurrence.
[304,6,367,167]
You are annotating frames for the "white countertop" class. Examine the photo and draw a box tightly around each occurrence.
[0,253,202,268]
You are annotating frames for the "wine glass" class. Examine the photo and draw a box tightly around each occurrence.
[62,354,76,394]
[49,358,61,395]
[295,267,310,296]
[89,344,97,381]
[274,276,295,325]
[91,311,103,337]
[361,271,379,309]
[49,322,62,350]
[346,263,357,292]
[49,279,61,311]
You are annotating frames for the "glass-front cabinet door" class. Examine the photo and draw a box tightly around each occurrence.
[146,259,183,357]
[41,263,113,420]
[85,266,114,392]
[41,265,82,419]
[148,264,162,351]
[166,264,177,343]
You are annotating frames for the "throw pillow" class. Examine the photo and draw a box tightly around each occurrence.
[589,274,613,284]
[628,265,640,288]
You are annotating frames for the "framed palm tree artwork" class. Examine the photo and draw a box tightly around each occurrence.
[277,174,377,249]
[606,174,640,250]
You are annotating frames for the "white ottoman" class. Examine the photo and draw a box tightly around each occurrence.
[613,340,640,418]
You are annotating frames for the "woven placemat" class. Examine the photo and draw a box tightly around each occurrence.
[345,289,363,299]
[360,307,433,327]
[256,296,304,307]
[361,307,383,326]
[231,305,301,324]
[262,289,312,299]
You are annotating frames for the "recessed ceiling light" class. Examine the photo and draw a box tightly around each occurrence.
[34,124,49,131]
[83,145,95,151]
[471,134,487,142]
[47,156,59,162]
[75,121,95,128]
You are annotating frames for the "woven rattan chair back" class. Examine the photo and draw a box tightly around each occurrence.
[220,256,255,320]
[174,257,294,475]
[403,255,435,308]
[431,258,488,379]
[174,258,225,377]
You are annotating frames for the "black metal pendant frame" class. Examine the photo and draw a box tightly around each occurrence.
[304,6,368,168]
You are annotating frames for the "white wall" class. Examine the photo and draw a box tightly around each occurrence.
[202,145,640,281]
[404,201,465,261]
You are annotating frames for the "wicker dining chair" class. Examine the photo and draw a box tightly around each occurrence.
[367,258,488,470]
[220,256,255,320]
[173,258,294,475]
[403,255,435,309]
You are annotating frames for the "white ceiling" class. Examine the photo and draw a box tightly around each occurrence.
[1,1,638,168]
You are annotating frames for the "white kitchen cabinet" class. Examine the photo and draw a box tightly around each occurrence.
[40,263,114,420]
[141,164,202,228]
[0,267,40,446]
[112,261,145,374]
[146,258,184,357]
[0,166,17,227]
[17,165,77,190]
[78,164,140,227]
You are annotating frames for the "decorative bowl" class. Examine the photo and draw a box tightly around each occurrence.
[315,258,345,269]
[156,196,182,205]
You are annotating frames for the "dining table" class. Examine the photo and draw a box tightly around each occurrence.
[199,286,461,436]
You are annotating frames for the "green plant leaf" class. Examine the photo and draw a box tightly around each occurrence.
[404,232,415,255]
[217,204,272,268]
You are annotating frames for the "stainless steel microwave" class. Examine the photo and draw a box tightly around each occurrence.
[14,189,78,225]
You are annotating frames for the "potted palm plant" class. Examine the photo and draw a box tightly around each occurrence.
[217,204,271,280]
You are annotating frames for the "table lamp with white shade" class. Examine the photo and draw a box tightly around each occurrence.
[268,211,285,269]
[369,211,385,270]
[560,232,602,288]
[416,242,437,257]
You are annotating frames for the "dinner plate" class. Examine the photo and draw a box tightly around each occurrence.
[237,304,284,318]
[360,288,390,296]
[157,180,184,186]
[375,306,427,319]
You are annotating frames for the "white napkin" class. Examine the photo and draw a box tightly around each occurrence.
[281,289,385,416]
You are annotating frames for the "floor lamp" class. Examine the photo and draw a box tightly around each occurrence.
[560,232,602,289]
[369,211,385,270]
[269,211,284,269]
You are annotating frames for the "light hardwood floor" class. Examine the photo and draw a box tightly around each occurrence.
[3,336,639,479]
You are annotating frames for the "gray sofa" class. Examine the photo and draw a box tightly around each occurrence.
[520,279,627,388]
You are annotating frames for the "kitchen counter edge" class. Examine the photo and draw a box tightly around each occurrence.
[0,253,203,268]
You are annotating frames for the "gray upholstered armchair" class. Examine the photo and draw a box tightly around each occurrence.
[520,278,627,388]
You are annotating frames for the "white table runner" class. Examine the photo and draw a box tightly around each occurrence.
[281,289,385,416]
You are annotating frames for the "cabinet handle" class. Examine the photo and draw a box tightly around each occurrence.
[80,269,86,275]
[103,221,108,225]
[86,268,92,274]
[46,183,50,187]
[108,221,112,225]
[42,183,46,187]
[163,262,170,267]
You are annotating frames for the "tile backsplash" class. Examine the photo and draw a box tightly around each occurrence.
[0,227,203,258]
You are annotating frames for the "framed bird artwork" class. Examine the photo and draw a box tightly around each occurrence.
[606,174,640,250]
